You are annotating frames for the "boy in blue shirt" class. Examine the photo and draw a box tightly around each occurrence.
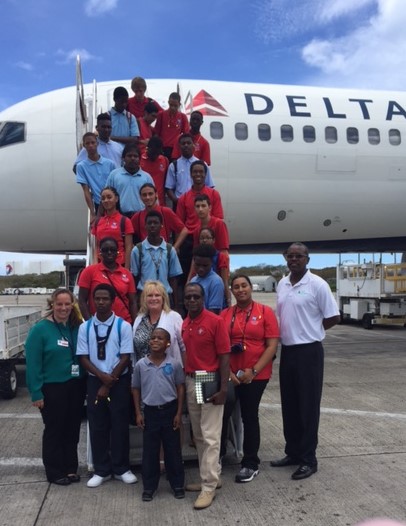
[132,328,185,501]
[190,244,225,314]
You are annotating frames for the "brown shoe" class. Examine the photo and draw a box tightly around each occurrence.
[194,490,216,509]
[185,479,222,492]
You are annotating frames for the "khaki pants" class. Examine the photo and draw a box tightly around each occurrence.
[186,376,223,491]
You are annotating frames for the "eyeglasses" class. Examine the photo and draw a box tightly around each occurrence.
[286,254,307,260]
[100,247,118,254]
[184,294,202,300]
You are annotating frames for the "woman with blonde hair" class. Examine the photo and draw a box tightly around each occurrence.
[133,280,185,364]
[25,288,86,485]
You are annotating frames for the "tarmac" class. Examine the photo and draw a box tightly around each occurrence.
[0,293,405,526]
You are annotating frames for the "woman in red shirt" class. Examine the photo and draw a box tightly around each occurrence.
[220,275,279,483]
[92,187,134,269]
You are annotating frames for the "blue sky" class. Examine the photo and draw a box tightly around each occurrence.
[1,0,405,273]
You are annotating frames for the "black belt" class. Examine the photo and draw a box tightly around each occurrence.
[144,399,177,410]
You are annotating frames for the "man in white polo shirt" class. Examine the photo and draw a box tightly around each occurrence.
[271,242,340,480]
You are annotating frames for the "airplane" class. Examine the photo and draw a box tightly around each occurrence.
[1,61,406,255]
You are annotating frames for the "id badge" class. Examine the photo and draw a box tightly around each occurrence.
[71,364,80,377]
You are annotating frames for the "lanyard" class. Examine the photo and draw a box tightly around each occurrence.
[230,303,254,349]
[52,316,75,359]
[93,317,115,361]
[149,248,164,280]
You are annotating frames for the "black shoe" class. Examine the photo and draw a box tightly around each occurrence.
[53,477,71,486]
[142,491,154,502]
[291,464,317,480]
[174,488,185,499]
[67,474,81,483]
[270,456,299,467]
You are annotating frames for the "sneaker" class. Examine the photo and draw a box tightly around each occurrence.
[174,488,185,499]
[235,467,259,483]
[185,479,222,492]
[194,490,216,509]
[142,490,154,502]
[87,474,111,488]
[114,470,138,484]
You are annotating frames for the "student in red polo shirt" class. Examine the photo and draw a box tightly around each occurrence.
[138,102,159,156]
[78,237,137,324]
[154,92,189,161]
[131,183,189,248]
[127,76,163,119]
[172,111,211,165]
[176,160,223,232]
[139,136,168,205]
[192,195,229,251]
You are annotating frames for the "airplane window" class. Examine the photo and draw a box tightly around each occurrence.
[0,121,26,148]
[325,126,337,144]
[389,129,401,146]
[281,125,293,142]
[368,128,380,145]
[210,122,223,140]
[347,127,359,144]
[235,122,248,141]
[258,124,271,141]
[303,126,315,143]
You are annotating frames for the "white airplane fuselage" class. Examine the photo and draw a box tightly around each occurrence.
[1,79,406,254]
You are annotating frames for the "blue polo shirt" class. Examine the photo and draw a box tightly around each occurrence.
[190,269,224,311]
[132,355,185,406]
[110,107,139,138]
[130,238,183,293]
[76,156,116,204]
[165,156,214,198]
[106,167,153,213]
[75,138,124,168]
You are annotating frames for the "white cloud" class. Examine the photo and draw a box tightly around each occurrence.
[318,0,375,23]
[56,48,99,65]
[15,61,34,71]
[301,0,406,89]
[84,0,118,17]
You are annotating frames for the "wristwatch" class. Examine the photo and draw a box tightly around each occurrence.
[251,368,258,377]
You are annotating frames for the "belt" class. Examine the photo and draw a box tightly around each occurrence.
[144,399,177,410]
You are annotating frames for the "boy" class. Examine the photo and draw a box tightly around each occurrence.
[154,92,189,160]
[190,244,224,315]
[109,86,140,145]
[132,328,185,501]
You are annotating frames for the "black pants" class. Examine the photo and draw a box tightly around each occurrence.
[221,379,268,470]
[279,342,324,467]
[40,378,86,482]
[87,374,131,477]
[142,400,184,492]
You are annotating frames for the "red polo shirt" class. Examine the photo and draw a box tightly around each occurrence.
[140,154,169,205]
[127,96,163,119]
[131,205,186,242]
[182,309,230,373]
[91,212,134,266]
[192,216,229,250]
[220,303,279,380]
[138,119,155,155]
[177,186,224,231]
[154,109,190,149]
[78,262,135,323]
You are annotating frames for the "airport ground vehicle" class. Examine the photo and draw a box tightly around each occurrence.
[0,305,42,398]
[337,263,406,329]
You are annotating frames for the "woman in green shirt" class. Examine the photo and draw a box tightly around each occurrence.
[25,288,86,485]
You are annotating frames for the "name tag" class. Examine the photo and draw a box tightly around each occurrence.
[57,339,69,347]
[71,364,80,377]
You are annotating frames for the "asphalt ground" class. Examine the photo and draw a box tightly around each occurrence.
[0,293,405,526]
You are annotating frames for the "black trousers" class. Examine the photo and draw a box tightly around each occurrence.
[221,379,268,470]
[279,341,324,467]
[40,377,86,482]
[142,400,184,492]
[86,373,131,477]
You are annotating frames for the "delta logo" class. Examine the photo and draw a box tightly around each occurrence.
[186,90,228,117]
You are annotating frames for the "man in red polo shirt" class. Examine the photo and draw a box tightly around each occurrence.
[127,76,163,119]
[172,111,211,165]
[154,92,189,161]
[138,102,159,156]
[139,136,168,204]
[192,195,229,251]
[131,183,189,248]
[176,160,223,232]
[182,283,230,510]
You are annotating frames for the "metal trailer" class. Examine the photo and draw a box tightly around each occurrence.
[0,305,42,398]
[336,263,406,329]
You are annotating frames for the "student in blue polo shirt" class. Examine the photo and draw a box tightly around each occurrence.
[109,86,140,145]
[132,327,185,501]
[190,244,225,314]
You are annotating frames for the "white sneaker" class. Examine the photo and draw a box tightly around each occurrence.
[114,470,138,484]
[87,474,111,488]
